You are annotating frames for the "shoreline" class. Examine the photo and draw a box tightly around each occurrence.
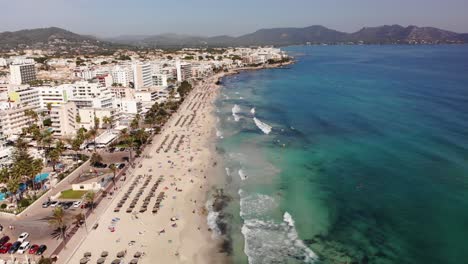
[62,62,289,264]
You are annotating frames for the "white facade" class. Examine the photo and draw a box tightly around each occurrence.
[77,108,117,130]
[37,85,73,109]
[50,101,78,137]
[176,61,192,82]
[133,63,152,89]
[0,102,37,136]
[7,85,40,108]
[111,66,133,86]
[115,99,142,115]
[152,74,168,87]
[9,63,36,85]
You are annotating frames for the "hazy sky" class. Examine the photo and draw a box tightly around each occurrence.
[1,0,467,37]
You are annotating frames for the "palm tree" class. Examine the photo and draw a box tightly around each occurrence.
[71,138,82,161]
[94,116,100,130]
[90,152,103,166]
[119,128,133,165]
[74,213,86,228]
[86,129,97,151]
[47,149,61,171]
[84,191,96,212]
[109,164,117,185]
[102,116,110,130]
[47,207,68,245]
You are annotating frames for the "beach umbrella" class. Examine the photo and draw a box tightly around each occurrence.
[97,258,106,264]
[133,252,142,258]
[130,259,139,264]
[84,252,92,257]
[80,258,89,264]
[101,251,109,257]
[116,251,126,258]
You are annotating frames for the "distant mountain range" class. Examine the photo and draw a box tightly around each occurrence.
[106,25,468,47]
[1,25,467,50]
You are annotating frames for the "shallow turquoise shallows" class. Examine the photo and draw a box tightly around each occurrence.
[214,45,468,264]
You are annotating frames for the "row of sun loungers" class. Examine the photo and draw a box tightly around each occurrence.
[174,135,185,152]
[174,115,184,127]
[164,134,178,153]
[180,114,191,127]
[126,176,153,213]
[152,191,166,214]
[139,176,164,213]
[114,175,142,212]
[156,135,170,153]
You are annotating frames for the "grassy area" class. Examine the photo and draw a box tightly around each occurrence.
[60,189,87,199]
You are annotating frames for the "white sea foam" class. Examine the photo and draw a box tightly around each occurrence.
[216,129,224,138]
[232,104,241,122]
[253,117,272,134]
[205,200,221,238]
[238,169,248,180]
[240,96,244,99]
[250,107,256,115]
[225,167,231,176]
[239,191,318,263]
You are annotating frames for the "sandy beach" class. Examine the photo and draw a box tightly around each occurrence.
[63,74,228,264]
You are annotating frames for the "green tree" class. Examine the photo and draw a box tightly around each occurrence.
[47,207,68,245]
[109,164,117,185]
[90,152,103,166]
[47,149,61,171]
[94,116,100,129]
[75,114,81,124]
[84,191,96,212]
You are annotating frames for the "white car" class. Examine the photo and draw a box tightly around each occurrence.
[17,241,30,254]
[17,232,29,243]
[73,201,82,208]
[49,201,59,207]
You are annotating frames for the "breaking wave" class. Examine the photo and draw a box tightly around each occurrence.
[238,169,248,180]
[232,104,241,122]
[253,117,272,134]
[250,107,256,115]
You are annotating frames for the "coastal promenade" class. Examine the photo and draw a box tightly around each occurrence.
[63,74,227,264]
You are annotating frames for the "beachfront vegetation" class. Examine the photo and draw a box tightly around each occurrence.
[60,189,87,199]
[47,207,68,244]
[84,191,96,212]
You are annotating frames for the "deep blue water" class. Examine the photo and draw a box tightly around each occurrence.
[214,45,468,264]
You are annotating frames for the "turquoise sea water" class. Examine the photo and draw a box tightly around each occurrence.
[213,45,468,264]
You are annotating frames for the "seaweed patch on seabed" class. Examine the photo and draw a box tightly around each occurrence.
[210,188,234,254]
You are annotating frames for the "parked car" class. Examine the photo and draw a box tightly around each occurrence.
[49,201,59,207]
[17,232,29,243]
[63,201,74,209]
[0,236,9,246]
[17,241,30,254]
[0,224,3,231]
[73,201,82,208]
[8,241,21,254]
[42,201,51,208]
[0,243,12,254]
[36,245,47,255]
[28,244,39,254]
[109,147,116,153]
[117,163,125,169]
[119,147,125,152]
[93,162,107,168]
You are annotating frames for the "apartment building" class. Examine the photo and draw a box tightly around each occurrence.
[152,74,168,87]
[133,63,152,89]
[9,63,37,85]
[50,101,78,137]
[0,101,37,137]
